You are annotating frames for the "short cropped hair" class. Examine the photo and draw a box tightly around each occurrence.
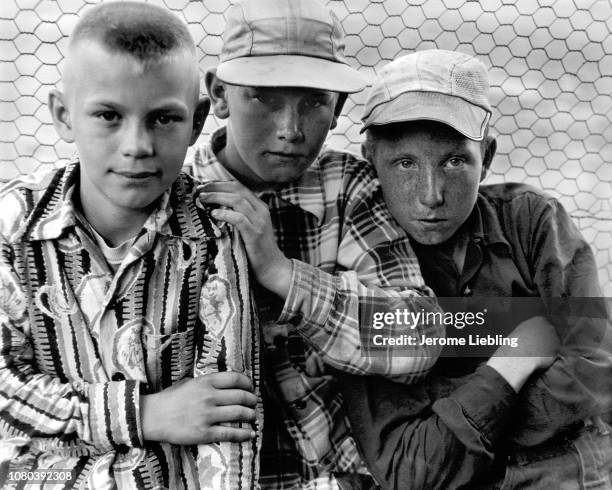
[69,1,195,61]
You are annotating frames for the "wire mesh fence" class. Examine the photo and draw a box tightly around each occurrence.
[1,0,611,294]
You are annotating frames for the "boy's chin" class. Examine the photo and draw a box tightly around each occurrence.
[113,193,164,214]
[252,171,305,189]
[408,228,455,247]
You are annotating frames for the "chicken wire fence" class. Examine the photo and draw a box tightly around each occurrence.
[1,0,611,294]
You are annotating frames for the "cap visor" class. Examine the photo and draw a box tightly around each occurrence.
[217,55,368,93]
[361,91,490,140]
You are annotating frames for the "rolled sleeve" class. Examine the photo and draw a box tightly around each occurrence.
[88,380,143,451]
[278,258,335,331]
[433,365,517,448]
[342,365,517,490]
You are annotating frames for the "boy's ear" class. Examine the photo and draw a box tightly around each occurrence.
[480,135,497,182]
[360,142,368,160]
[189,96,210,145]
[330,92,348,130]
[205,68,230,119]
[48,89,74,143]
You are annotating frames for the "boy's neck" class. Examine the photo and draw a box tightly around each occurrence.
[76,192,152,247]
[449,232,469,276]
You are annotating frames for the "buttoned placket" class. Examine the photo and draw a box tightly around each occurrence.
[459,236,484,297]
[71,225,157,381]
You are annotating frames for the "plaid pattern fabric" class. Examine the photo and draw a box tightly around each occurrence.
[184,128,444,489]
[0,162,261,489]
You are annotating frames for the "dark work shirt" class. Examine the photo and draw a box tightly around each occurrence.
[343,183,612,489]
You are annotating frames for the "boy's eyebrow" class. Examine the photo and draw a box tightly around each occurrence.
[84,99,120,109]
[84,99,190,114]
[150,102,190,114]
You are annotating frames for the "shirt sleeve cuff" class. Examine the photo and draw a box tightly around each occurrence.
[88,380,143,451]
[277,259,335,330]
[433,365,517,447]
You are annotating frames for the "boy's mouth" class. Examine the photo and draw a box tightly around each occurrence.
[417,218,447,228]
[266,151,303,160]
[113,170,161,179]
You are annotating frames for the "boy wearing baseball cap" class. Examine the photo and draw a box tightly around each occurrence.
[342,49,612,488]
[184,0,445,487]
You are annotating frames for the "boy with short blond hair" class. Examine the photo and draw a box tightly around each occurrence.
[184,0,445,487]
[0,3,261,488]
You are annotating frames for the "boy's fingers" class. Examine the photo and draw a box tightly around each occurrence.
[208,405,257,424]
[198,182,270,215]
[205,426,256,443]
[200,191,257,214]
[198,181,253,198]
[213,389,258,407]
[211,208,256,232]
[207,371,253,390]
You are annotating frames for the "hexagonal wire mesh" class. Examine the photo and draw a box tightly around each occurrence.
[1,0,611,294]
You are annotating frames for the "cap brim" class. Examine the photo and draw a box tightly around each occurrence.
[217,55,368,93]
[361,91,491,140]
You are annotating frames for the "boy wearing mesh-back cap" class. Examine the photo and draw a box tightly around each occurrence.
[342,49,612,489]
[183,0,446,487]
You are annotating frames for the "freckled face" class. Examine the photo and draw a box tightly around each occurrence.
[371,123,486,245]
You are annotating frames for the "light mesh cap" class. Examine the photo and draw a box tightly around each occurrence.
[361,50,492,140]
[216,0,368,93]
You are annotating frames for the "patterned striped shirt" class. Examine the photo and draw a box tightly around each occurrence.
[0,162,261,489]
[184,128,445,489]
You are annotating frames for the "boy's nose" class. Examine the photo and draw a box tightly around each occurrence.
[276,105,304,143]
[418,168,444,208]
[121,121,154,158]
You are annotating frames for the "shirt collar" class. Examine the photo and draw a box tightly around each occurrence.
[19,161,79,241]
[466,191,511,248]
[21,161,220,242]
[208,127,326,224]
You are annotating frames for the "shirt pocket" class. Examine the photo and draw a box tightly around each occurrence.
[142,326,195,391]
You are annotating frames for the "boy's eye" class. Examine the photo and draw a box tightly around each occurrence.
[155,114,176,126]
[254,94,277,106]
[398,159,416,169]
[304,98,324,109]
[445,157,465,168]
[97,111,120,122]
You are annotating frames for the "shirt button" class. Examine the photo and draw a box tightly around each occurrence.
[293,399,307,410]
[112,372,125,381]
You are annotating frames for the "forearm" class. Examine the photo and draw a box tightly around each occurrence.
[342,365,517,490]
[486,356,541,393]
[276,259,444,381]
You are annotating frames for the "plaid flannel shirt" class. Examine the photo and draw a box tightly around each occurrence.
[184,128,444,489]
[0,162,261,489]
